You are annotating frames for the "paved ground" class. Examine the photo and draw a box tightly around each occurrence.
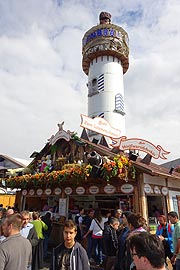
[42,263,104,270]
[42,253,173,270]
[42,254,104,270]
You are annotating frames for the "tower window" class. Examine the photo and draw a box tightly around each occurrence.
[88,74,104,97]
[92,78,97,86]
[114,93,125,115]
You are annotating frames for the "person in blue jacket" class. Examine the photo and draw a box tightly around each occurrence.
[156,214,175,270]
[49,220,90,270]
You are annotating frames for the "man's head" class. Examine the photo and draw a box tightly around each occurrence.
[6,208,14,216]
[168,211,179,224]
[88,209,94,218]
[129,232,165,270]
[115,209,122,219]
[122,211,132,226]
[109,217,120,230]
[127,213,145,230]
[2,213,23,237]
[63,220,77,248]
[21,211,30,227]
[79,207,84,215]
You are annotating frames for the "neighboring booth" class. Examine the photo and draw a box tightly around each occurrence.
[0,154,27,209]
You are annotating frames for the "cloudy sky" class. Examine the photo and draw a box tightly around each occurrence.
[0,0,180,165]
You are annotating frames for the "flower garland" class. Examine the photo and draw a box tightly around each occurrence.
[1,154,135,189]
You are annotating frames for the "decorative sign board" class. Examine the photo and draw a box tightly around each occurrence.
[36,189,43,196]
[89,186,99,194]
[45,188,52,196]
[80,114,169,160]
[121,184,134,194]
[144,184,151,194]
[81,114,121,139]
[104,185,116,194]
[161,187,168,196]
[64,187,73,195]
[22,190,27,196]
[154,186,161,194]
[54,187,61,195]
[29,189,35,196]
[59,198,67,216]
[83,26,128,46]
[112,136,170,160]
[76,187,85,195]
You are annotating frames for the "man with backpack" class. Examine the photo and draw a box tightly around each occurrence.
[83,209,94,260]
[75,207,84,242]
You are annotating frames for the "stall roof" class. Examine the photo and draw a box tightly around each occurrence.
[0,154,27,169]
[134,158,180,180]
[27,131,180,181]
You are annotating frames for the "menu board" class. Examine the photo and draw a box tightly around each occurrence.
[59,198,67,217]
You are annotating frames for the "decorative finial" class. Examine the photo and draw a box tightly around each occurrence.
[99,11,111,24]
[57,121,64,131]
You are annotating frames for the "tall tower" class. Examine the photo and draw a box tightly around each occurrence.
[82,12,129,142]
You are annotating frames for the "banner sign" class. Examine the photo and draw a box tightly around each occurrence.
[111,136,170,160]
[80,114,121,138]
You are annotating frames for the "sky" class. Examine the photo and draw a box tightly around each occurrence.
[0,0,180,166]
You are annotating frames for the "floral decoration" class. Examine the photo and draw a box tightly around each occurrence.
[1,154,135,189]
[101,154,136,182]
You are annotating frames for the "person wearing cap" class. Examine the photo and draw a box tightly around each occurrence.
[99,11,111,24]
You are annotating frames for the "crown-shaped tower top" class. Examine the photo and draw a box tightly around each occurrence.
[82,12,129,75]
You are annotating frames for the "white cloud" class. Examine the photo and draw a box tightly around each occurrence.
[0,0,180,165]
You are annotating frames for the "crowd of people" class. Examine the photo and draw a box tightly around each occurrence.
[0,205,51,270]
[0,204,180,270]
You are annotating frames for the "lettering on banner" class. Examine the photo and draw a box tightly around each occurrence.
[111,136,170,160]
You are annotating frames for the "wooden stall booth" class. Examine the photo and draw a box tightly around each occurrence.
[11,125,137,245]
[15,177,138,246]
[7,124,180,246]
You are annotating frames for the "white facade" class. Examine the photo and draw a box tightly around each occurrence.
[87,55,125,137]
